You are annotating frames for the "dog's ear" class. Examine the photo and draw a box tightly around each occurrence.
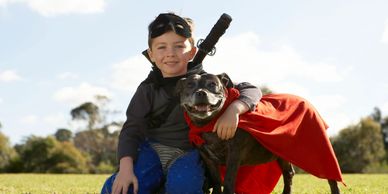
[175,77,187,96]
[217,73,233,88]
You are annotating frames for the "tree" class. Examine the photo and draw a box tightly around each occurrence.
[15,136,90,173]
[70,95,116,130]
[71,102,101,130]
[368,107,388,156]
[370,107,382,123]
[0,131,17,171]
[47,141,89,173]
[380,116,388,150]
[69,95,121,173]
[73,126,119,173]
[331,118,386,173]
[54,128,73,142]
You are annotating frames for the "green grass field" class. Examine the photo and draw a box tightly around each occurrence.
[0,174,387,194]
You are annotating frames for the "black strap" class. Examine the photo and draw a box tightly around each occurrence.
[146,96,178,129]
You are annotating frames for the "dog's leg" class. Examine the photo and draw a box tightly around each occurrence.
[222,141,241,194]
[328,180,340,194]
[277,159,295,194]
[198,147,223,194]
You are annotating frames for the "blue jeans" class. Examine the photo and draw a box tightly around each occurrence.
[101,143,204,194]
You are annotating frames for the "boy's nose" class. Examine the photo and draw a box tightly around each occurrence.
[166,47,176,56]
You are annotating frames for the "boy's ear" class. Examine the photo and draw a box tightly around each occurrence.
[175,77,187,96]
[189,47,197,60]
[146,49,155,62]
[217,73,233,88]
[142,49,157,66]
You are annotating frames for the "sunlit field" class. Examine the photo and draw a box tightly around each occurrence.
[272,174,388,194]
[0,174,387,194]
[0,174,107,194]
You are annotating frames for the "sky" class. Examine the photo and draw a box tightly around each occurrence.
[1,0,388,145]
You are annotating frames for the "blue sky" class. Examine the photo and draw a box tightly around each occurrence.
[1,0,388,144]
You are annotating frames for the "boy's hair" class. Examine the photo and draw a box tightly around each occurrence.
[148,12,195,48]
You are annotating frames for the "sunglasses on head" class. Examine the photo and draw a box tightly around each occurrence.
[149,13,192,39]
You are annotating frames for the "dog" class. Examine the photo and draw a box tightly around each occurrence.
[176,73,340,194]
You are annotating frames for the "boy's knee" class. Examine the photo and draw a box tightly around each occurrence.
[101,174,116,194]
[165,151,204,194]
[165,173,203,194]
[134,145,164,193]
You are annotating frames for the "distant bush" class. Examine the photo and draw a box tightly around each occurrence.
[9,136,90,173]
[0,131,17,172]
[331,118,386,173]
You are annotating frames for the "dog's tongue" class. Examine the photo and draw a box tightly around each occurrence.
[194,105,210,112]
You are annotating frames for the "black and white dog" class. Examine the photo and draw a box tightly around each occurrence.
[176,73,340,194]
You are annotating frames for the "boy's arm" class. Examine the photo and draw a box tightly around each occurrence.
[115,84,152,193]
[213,82,261,140]
[118,84,151,162]
[235,82,262,111]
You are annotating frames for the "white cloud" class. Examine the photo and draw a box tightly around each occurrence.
[0,0,18,7]
[53,82,112,106]
[110,55,151,91]
[311,94,350,136]
[57,72,79,80]
[266,82,350,136]
[326,113,354,136]
[0,0,106,16]
[0,69,21,82]
[20,113,66,127]
[43,113,67,126]
[205,32,344,85]
[0,97,3,104]
[382,101,388,115]
[20,114,38,125]
[269,82,311,97]
[382,19,388,44]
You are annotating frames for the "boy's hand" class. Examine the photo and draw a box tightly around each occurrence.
[213,108,238,140]
[213,100,249,140]
[112,157,138,194]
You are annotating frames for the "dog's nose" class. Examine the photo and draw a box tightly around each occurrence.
[195,90,207,97]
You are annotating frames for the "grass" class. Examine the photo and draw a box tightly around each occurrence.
[0,173,387,194]
[273,174,388,194]
[0,174,108,194]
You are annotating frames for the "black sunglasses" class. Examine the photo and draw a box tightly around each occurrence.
[149,13,192,39]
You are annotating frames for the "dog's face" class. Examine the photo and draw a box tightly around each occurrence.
[176,73,230,126]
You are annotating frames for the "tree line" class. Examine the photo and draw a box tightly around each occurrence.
[1,96,388,174]
[0,96,120,174]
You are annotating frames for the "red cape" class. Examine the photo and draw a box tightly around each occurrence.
[185,88,343,194]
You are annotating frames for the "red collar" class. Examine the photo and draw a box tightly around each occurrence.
[184,87,240,145]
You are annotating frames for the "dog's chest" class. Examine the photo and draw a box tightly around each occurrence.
[201,133,229,164]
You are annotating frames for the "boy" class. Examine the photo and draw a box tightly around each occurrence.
[101,13,261,194]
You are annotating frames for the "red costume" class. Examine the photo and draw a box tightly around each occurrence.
[185,88,343,194]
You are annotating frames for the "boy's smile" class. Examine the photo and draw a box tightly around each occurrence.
[148,31,196,78]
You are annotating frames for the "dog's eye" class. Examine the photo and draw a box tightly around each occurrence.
[187,82,195,88]
[207,82,217,89]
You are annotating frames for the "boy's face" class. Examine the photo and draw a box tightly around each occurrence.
[148,31,196,78]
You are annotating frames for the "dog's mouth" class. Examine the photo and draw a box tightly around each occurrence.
[184,100,222,115]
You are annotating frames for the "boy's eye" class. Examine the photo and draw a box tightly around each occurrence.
[157,46,166,50]
[175,44,185,49]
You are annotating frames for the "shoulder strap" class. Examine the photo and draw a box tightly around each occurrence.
[146,96,179,129]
